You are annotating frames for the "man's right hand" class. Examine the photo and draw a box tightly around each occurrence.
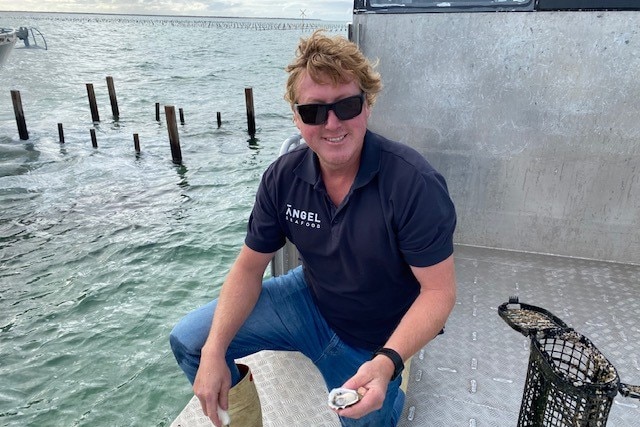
[193,351,232,427]
[191,244,273,426]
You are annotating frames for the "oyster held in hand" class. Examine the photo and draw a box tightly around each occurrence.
[217,407,230,426]
[328,387,362,410]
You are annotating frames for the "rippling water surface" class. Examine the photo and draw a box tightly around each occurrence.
[0,12,346,426]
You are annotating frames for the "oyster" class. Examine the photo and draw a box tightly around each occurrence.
[328,387,362,410]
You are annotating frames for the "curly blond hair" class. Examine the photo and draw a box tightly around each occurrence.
[285,30,382,108]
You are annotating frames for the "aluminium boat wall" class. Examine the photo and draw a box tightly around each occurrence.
[353,11,639,265]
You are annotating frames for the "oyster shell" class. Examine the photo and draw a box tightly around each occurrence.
[328,387,361,410]
[217,407,230,426]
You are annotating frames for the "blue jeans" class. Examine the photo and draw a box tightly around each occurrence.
[170,266,405,427]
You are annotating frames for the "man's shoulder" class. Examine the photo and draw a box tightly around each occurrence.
[258,144,315,195]
[367,131,434,174]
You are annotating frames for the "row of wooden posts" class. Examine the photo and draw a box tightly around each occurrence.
[9,76,258,164]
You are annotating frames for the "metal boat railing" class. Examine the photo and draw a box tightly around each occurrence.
[16,27,47,50]
[270,134,304,277]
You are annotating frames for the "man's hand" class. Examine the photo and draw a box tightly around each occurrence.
[191,245,273,425]
[331,355,396,419]
[193,351,232,427]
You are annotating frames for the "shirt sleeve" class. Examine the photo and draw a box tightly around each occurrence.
[396,169,457,267]
[244,166,287,254]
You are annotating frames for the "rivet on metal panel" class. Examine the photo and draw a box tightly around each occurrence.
[515,282,519,291]
[472,307,478,317]
[407,406,415,421]
[415,369,423,382]
[471,358,478,370]
[615,400,638,409]
[472,331,478,341]
[419,349,425,360]
[470,379,477,393]
[586,321,605,327]
[473,277,478,284]
[472,294,478,303]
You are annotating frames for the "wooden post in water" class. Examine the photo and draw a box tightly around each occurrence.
[164,105,183,164]
[245,87,256,138]
[86,83,100,122]
[179,108,185,125]
[155,102,160,121]
[90,128,98,148]
[217,112,221,128]
[10,90,29,140]
[106,76,119,119]
[58,123,64,143]
[133,133,140,153]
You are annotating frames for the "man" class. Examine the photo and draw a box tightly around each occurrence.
[170,30,457,427]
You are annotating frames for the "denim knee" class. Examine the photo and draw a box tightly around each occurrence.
[169,323,200,384]
[169,326,187,360]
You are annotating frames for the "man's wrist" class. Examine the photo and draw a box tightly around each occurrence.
[372,347,404,381]
[201,341,227,360]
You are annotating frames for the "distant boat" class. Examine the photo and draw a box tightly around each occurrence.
[0,27,17,67]
[15,26,48,50]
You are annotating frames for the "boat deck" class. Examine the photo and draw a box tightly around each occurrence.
[171,244,640,426]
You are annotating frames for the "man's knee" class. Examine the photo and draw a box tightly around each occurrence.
[169,318,202,360]
[169,325,187,360]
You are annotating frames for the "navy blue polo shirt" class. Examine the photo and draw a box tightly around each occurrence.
[245,130,456,350]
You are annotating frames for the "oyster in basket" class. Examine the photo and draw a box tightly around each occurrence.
[328,387,362,410]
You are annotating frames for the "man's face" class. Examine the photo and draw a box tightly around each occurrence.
[293,72,369,174]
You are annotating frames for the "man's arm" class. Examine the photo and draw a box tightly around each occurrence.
[338,255,456,418]
[193,244,274,426]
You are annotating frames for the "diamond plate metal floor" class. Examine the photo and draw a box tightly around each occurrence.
[171,245,640,426]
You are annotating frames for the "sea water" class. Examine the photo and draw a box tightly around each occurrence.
[0,12,346,426]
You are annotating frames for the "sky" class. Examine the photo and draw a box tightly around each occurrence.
[0,0,354,22]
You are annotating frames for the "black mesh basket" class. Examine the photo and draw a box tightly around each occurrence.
[499,297,640,427]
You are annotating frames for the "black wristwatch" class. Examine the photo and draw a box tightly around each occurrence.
[372,347,404,381]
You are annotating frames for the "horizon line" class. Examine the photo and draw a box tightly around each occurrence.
[0,10,333,22]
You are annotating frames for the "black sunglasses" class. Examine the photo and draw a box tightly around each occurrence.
[295,93,365,125]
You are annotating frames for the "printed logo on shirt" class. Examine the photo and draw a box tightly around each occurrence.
[285,204,321,229]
